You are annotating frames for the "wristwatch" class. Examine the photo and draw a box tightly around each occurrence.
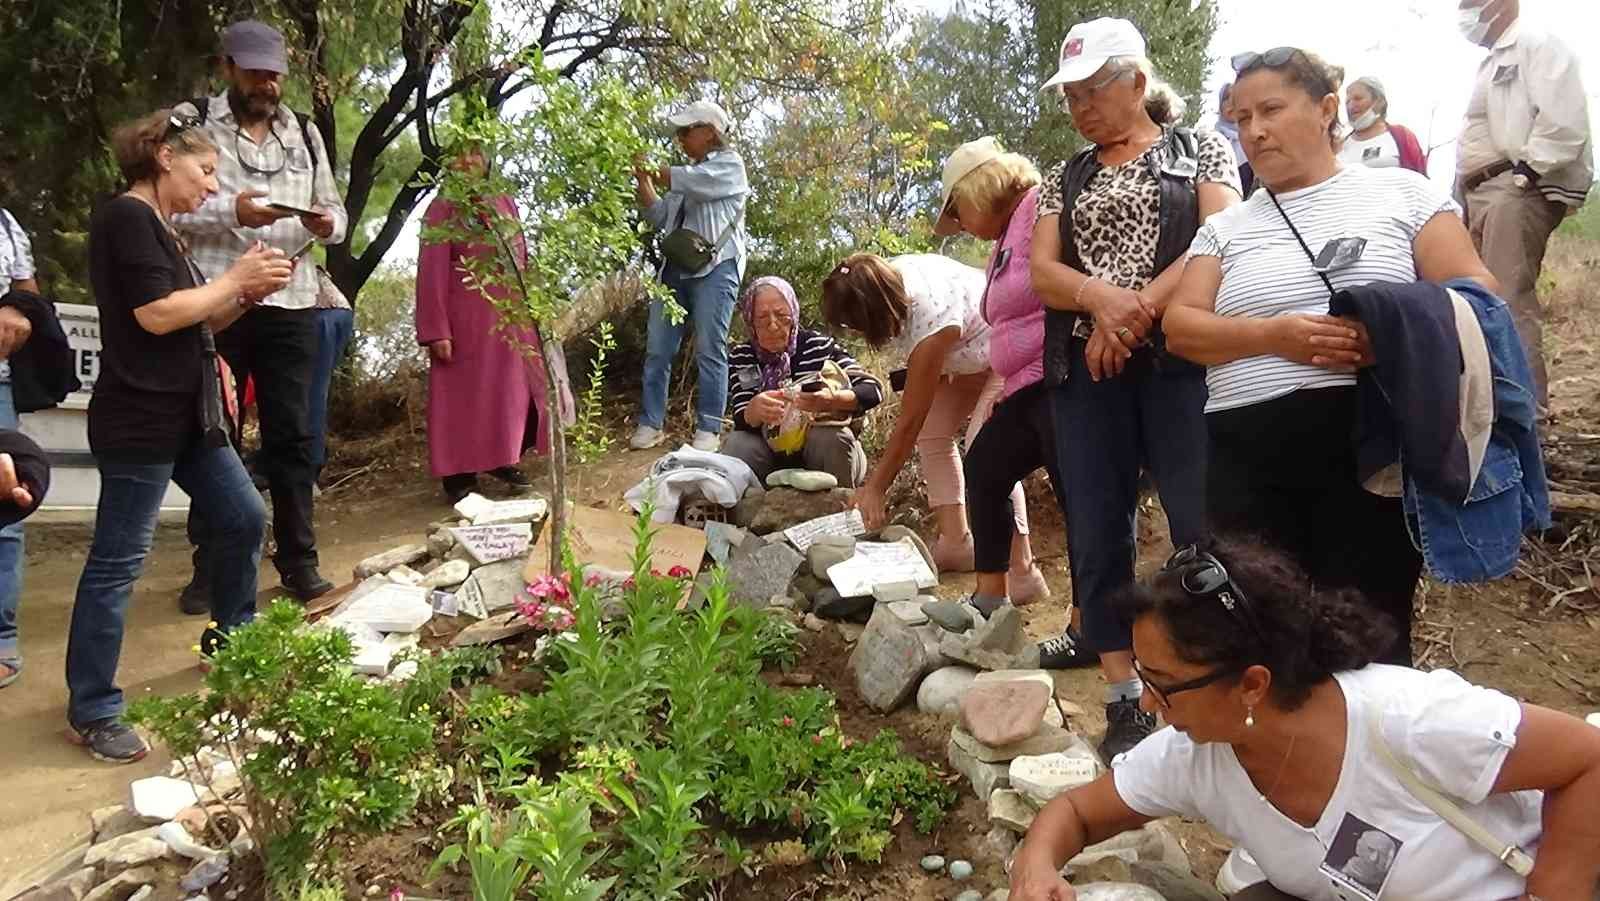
[1511,161,1540,190]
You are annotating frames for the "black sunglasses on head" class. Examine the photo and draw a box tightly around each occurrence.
[167,112,203,136]
[1162,544,1267,645]
[1230,46,1303,74]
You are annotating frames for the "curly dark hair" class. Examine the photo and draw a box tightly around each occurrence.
[1118,536,1396,710]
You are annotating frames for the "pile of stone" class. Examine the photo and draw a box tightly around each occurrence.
[8,763,253,901]
[315,493,551,676]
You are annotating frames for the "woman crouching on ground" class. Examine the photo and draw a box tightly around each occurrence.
[1008,537,1600,901]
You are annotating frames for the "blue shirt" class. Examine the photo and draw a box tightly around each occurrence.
[644,148,749,279]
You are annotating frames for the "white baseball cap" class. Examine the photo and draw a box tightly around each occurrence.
[665,100,732,135]
[934,136,1006,237]
[1039,17,1146,92]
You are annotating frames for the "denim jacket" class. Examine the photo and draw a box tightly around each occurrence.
[1402,279,1550,582]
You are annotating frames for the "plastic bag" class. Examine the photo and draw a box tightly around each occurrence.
[765,384,812,453]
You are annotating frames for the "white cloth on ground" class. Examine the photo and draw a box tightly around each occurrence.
[625,445,761,523]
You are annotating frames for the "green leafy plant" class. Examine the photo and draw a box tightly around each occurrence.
[430,783,535,901]
[128,602,441,891]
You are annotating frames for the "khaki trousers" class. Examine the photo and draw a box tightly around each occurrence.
[1463,174,1566,407]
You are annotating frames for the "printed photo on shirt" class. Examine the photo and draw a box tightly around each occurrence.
[1319,812,1403,901]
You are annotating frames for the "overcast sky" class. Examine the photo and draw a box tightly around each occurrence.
[1200,0,1600,184]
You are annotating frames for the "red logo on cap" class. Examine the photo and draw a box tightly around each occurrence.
[1063,38,1083,60]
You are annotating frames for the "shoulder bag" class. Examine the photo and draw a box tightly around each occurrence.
[661,195,743,273]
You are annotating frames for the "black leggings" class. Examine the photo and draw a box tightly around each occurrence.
[1206,386,1421,666]
[964,382,1063,574]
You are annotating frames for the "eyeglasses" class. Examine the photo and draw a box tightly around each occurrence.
[1230,46,1303,74]
[1060,67,1132,109]
[754,312,794,328]
[1162,544,1267,645]
[1133,658,1240,710]
[235,125,288,177]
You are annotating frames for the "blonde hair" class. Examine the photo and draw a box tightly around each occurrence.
[111,108,217,183]
[1108,56,1187,126]
[947,153,1042,218]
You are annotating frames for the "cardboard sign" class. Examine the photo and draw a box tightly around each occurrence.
[524,505,706,608]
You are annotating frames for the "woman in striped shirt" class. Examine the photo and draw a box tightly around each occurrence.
[720,276,883,487]
[1164,48,1495,665]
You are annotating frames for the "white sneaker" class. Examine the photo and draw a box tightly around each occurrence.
[629,425,665,450]
[690,429,720,452]
[1216,846,1266,895]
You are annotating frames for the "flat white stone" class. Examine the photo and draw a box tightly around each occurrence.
[352,544,430,580]
[887,600,929,625]
[129,777,201,821]
[988,789,1035,833]
[452,492,494,521]
[918,665,979,716]
[384,565,424,586]
[1587,712,1599,728]
[157,822,220,862]
[450,523,534,564]
[470,498,548,526]
[420,559,471,590]
[329,583,433,633]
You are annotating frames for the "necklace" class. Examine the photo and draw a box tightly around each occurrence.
[1258,732,1299,804]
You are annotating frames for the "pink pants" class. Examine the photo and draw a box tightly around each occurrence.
[917,370,1028,535]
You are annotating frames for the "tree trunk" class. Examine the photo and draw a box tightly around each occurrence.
[535,327,568,576]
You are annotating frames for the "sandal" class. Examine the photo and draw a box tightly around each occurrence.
[0,658,19,689]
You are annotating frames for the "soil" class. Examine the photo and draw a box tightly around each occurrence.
[5,235,1600,898]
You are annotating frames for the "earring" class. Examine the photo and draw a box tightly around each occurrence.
[1244,707,1255,728]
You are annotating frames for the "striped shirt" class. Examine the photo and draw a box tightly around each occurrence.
[173,94,349,310]
[1190,165,1459,413]
[727,329,883,432]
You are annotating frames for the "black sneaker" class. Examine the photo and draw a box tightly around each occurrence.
[281,568,334,602]
[487,466,533,489]
[178,574,211,616]
[69,718,149,764]
[1098,697,1157,763]
[1037,626,1099,669]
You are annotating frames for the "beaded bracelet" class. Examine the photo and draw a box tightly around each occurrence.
[1074,275,1099,309]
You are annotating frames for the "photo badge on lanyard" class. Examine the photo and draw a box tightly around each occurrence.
[1313,236,1368,274]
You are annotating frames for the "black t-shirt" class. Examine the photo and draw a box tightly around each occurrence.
[86,195,203,462]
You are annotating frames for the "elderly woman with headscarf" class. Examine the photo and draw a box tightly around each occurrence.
[1028,16,1240,760]
[632,100,750,453]
[720,276,883,487]
[1338,76,1428,173]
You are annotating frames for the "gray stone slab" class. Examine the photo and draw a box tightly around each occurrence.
[353,544,430,580]
[726,540,803,608]
[849,605,935,712]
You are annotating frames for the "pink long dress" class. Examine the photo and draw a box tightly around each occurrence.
[415,196,553,478]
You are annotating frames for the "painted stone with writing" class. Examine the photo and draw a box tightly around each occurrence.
[960,681,1051,747]
[450,523,534,565]
[848,605,936,712]
[875,524,937,574]
[330,583,433,633]
[1009,752,1101,806]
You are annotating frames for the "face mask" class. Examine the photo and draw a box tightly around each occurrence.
[1458,6,1492,44]
[1352,109,1380,131]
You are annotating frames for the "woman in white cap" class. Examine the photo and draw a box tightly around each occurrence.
[928,136,1059,612]
[631,100,749,452]
[1339,76,1428,173]
[1029,16,1241,761]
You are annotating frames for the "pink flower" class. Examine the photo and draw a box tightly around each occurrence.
[650,567,663,577]
[668,565,693,579]
[811,734,823,745]
[782,716,794,727]
[526,573,570,602]
[584,573,605,588]
[623,577,637,590]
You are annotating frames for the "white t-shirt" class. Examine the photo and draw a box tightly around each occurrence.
[1188,166,1459,413]
[1338,131,1403,169]
[0,208,33,295]
[886,254,991,377]
[1114,666,1542,901]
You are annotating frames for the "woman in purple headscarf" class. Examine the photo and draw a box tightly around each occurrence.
[720,276,884,487]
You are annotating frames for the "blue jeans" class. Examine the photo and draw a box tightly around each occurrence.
[640,260,740,434]
[0,382,21,662]
[66,443,266,726]
[308,307,354,472]
[1051,345,1208,654]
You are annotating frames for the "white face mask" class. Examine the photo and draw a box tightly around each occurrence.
[1458,6,1493,44]
[1352,109,1380,131]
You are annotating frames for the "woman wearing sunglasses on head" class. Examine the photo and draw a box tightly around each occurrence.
[1008,537,1600,901]
[1163,48,1496,666]
[64,109,289,763]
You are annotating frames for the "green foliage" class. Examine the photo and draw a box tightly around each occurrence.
[127,601,461,892]
[1556,188,1600,241]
